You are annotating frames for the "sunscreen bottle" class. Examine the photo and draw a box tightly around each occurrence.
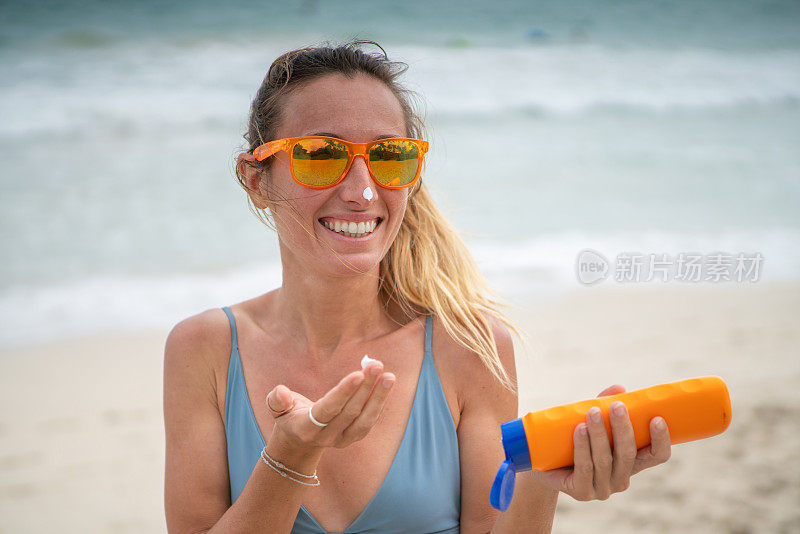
[490,376,732,511]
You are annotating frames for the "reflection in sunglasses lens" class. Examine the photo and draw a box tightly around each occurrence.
[369,141,419,187]
[293,139,349,186]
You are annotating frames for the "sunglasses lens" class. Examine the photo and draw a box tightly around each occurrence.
[369,140,420,187]
[292,139,349,186]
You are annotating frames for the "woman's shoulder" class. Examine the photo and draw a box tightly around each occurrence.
[167,307,231,351]
[165,292,280,371]
[430,312,518,420]
[164,304,249,392]
[431,312,516,379]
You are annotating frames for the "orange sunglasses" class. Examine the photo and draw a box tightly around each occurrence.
[253,136,429,190]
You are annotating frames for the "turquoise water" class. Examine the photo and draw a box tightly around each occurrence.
[1,1,799,346]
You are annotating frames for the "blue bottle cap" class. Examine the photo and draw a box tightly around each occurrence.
[501,418,531,471]
[490,460,516,511]
[490,418,532,512]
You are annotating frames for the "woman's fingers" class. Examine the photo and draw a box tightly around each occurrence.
[266,384,289,414]
[608,402,636,492]
[569,423,594,500]
[633,417,672,475]
[307,371,365,426]
[332,361,385,427]
[309,361,396,443]
[341,372,395,443]
[541,406,671,502]
[585,406,613,500]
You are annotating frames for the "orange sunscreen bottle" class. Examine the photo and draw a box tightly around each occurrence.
[490,376,732,511]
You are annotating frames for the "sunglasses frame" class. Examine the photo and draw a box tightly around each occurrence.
[253,136,429,190]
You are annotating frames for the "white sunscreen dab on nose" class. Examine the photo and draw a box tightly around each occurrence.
[362,187,373,201]
[361,354,377,369]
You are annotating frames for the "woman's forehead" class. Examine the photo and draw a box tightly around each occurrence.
[277,73,406,140]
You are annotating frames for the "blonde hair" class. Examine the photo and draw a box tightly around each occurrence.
[236,41,517,391]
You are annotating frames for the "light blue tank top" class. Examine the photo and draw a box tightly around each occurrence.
[222,308,461,534]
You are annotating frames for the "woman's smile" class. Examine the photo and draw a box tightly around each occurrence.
[318,216,383,239]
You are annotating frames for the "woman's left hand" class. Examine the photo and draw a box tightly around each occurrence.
[529,384,672,501]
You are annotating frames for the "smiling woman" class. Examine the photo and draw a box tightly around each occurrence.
[162,40,671,534]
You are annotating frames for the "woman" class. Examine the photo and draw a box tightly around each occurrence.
[163,41,671,533]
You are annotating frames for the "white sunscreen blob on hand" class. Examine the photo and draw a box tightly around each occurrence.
[361,354,377,369]
[362,186,373,201]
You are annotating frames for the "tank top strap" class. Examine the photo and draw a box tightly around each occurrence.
[222,306,239,353]
[221,306,242,428]
[419,313,438,384]
[424,313,433,360]
[417,313,450,419]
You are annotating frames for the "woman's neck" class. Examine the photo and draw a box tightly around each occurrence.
[273,260,394,362]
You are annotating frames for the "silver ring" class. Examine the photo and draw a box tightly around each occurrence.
[308,407,328,427]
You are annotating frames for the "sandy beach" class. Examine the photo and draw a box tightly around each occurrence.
[1,283,798,533]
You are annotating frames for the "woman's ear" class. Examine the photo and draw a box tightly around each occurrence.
[237,152,269,209]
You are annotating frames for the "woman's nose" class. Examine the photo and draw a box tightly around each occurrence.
[338,155,374,205]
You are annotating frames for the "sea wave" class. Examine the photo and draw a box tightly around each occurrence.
[401,45,800,116]
[1,43,799,138]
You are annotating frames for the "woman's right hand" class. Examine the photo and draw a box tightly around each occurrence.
[264,360,395,452]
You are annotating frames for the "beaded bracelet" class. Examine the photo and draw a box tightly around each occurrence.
[261,447,320,487]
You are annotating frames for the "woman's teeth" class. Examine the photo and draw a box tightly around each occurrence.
[323,219,378,237]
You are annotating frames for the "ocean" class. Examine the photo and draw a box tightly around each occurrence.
[1,0,799,347]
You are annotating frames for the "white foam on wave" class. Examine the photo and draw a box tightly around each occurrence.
[0,262,283,350]
[0,39,279,139]
[399,45,800,116]
[1,229,797,350]
[2,42,799,138]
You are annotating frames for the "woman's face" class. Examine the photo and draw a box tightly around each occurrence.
[266,73,411,278]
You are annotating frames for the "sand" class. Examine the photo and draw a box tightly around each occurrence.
[1,283,798,533]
